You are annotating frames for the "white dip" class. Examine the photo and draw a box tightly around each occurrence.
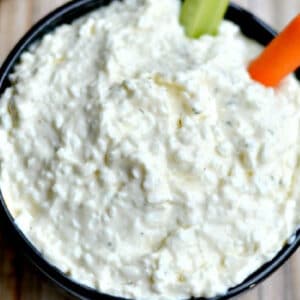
[1,0,300,299]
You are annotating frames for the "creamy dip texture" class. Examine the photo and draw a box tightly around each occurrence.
[1,0,300,299]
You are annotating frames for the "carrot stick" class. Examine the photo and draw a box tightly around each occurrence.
[248,14,300,87]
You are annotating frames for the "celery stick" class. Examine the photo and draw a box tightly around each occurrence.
[180,0,230,38]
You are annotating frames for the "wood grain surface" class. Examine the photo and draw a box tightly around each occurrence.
[1,1,300,299]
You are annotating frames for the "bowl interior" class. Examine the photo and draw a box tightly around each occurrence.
[0,1,300,300]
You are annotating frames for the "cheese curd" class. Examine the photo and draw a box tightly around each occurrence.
[1,0,300,299]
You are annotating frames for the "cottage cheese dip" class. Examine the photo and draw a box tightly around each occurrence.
[1,0,300,299]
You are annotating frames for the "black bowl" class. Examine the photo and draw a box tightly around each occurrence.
[0,1,300,300]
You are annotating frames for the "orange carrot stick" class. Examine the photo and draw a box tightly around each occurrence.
[248,14,300,87]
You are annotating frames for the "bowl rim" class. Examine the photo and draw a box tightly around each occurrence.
[0,1,300,300]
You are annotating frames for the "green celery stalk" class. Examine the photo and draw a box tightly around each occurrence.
[180,0,230,38]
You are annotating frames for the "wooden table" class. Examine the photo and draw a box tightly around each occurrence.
[1,0,300,299]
